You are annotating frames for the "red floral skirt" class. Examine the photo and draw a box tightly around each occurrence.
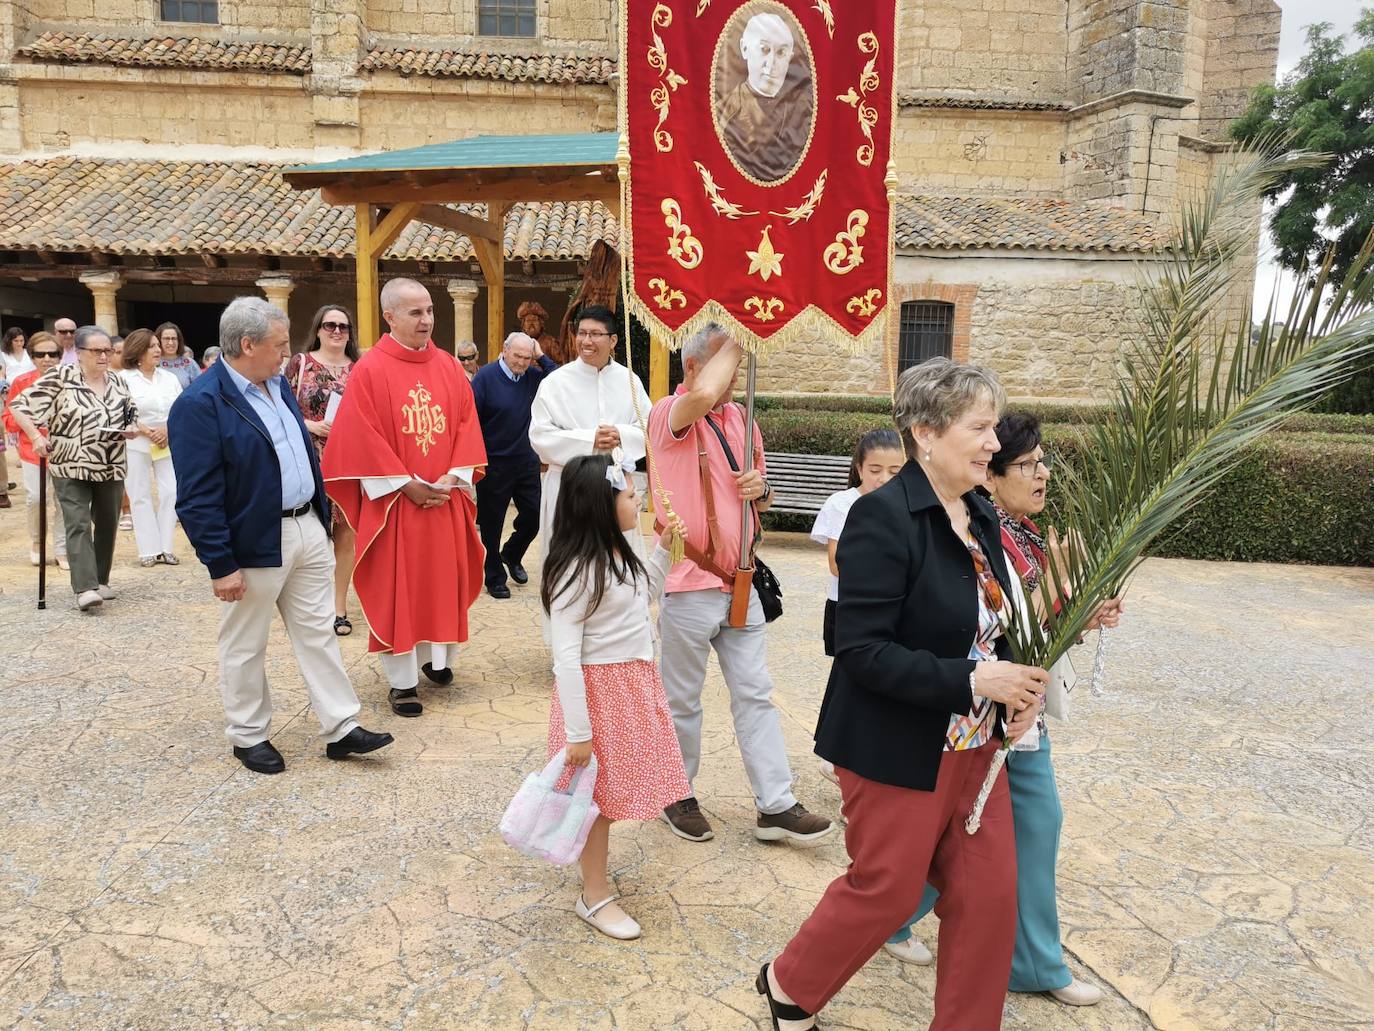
[547,659,691,822]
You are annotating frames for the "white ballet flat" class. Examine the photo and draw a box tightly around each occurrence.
[883,937,934,965]
[576,894,641,941]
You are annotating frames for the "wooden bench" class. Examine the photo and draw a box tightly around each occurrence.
[764,452,852,516]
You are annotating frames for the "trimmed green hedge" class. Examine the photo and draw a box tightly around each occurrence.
[757,412,1374,565]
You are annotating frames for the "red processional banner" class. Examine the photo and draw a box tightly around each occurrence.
[622,0,898,352]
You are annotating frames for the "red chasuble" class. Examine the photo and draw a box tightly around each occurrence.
[323,334,487,654]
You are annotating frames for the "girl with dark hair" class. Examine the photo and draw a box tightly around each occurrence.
[155,322,200,389]
[809,428,906,659]
[3,326,34,379]
[541,453,690,942]
[286,304,359,634]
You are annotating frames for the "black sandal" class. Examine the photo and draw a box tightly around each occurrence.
[389,687,422,717]
[756,963,815,1030]
[334,616,352,636]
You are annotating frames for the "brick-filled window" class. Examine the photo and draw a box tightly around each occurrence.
[160,0,218,23]
[478,0,536,37]
[898,301,955,371]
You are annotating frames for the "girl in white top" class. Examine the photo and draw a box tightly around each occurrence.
[2,327,34,379]
[810,429,906,657]
[541,453,691,942]
[118,329,183,565]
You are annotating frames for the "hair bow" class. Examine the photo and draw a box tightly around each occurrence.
[605,458,635,492]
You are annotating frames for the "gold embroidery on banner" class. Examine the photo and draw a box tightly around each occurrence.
[768,169,828,224]
[824,210,869,275]
[695,162,759,219]
[696,0,711,14]
[648,4,687,153]
[836,32,881,166]
[746,226,785,282]
[648,277,687,310]
[744,296,784,322]
[663,198,704,269]
[813,1,835,38]
[400,382,447,457]
[846,288,883,318]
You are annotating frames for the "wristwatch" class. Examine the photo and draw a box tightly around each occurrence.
[759,478,773,501]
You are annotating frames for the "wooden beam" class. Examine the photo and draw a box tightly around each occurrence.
[36,250,59,266]
[471,202,508,363]
[368,201,421,261]
[200,253,225,269]
[650,332,670,401]
[88,251,109,266]
[356,204,379,348]
[321,178,618,207]
[415,203,501,243]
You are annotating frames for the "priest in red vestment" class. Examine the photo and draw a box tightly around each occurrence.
[323,278,487,717]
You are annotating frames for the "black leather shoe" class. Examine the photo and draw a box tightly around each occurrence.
[422,662,454,686]
[487,582,511,599]
[233,740,285,775]
[502,553,529,585]
[326,726,395,760]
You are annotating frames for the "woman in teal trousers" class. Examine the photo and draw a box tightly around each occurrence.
[884,412,1121,1007]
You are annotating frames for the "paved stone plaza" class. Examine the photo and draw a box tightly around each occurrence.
[1,476,1371,1029]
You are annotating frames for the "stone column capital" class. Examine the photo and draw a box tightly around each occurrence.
[256,274,295,310]
[446,278,480,302]
[78,269,124,291]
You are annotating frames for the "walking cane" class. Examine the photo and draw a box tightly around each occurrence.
[37,455,47,610]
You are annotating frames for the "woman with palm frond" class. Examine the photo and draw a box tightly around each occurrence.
[885,411,1122,1008]
[757,360,1048,1031]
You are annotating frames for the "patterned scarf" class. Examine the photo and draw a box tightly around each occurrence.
[995,502,1047,592]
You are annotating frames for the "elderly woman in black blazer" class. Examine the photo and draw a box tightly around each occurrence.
[757,359,1049,1031]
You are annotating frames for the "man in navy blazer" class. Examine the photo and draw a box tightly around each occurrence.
[170,296,392,775]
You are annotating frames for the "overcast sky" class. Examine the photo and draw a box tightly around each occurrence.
[1252,0,1365,312]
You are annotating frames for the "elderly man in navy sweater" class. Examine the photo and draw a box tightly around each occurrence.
[471,330,558,598]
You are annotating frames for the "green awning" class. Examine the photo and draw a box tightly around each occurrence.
[283,132,618,180]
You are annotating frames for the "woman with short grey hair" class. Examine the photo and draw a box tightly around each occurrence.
[10,325,141,610]
[759,358,1047,1030]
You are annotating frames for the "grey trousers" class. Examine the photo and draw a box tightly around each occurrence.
[658,587,797,815]
[53,475,123,594]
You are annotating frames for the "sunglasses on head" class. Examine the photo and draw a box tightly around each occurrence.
[320,321,351,334]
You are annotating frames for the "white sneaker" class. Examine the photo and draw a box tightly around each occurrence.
[576,894,641,941]
[96,584,116,600]
[1049,979,1103,1006]
[883,937,934,965]
[77,590,103,611]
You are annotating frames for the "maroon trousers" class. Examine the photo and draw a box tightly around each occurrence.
[773,741,1018,1030]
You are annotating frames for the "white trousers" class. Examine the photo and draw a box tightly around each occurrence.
[380,643,453,691]
[217,511,361,747]
[21,460,66,556]
[125,449,177,559]
[658,587,797,815]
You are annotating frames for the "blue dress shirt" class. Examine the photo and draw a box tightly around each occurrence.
[221,359,315,509]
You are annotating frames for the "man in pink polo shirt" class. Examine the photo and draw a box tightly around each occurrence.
[649,322,834,845]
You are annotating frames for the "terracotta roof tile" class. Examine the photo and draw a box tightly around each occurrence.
[896,195,1164,253]
[18,31,311,73]
[0,158,1163,261]
[361,45,615,84]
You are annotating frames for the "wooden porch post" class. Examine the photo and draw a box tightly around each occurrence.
[471,203,508,363]
[649,332,670,401]
[355,204,378,348]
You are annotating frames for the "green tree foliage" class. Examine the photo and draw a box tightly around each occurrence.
[1231,12,1374,286]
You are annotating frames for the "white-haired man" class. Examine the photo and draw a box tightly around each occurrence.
[471,330,557,598]
[648,322,834,845]
[716,12,812,181]
[323,278,487,717]
[169,297,393,774]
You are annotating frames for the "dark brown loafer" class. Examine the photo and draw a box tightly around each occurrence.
[754,803,835,843]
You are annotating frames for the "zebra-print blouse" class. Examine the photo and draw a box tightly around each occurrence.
[10,364,135,481]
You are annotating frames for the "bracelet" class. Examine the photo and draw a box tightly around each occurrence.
[969,666,978,699]
[760,479,773,501]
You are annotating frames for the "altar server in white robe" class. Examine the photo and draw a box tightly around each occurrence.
[529,305,652,548]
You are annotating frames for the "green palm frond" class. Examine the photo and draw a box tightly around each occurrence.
[1004,143,1374,669]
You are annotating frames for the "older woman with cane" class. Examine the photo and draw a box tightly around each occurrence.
[756,359,1046,1031]
[10,326,139,611]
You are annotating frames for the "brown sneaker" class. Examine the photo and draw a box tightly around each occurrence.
[755,803,835,843]
[661,797,714,842]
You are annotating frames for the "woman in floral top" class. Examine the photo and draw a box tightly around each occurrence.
[886,411,1124,1008]
[10,326,144,611]
[155,322,201,389]
[286,304,359,636]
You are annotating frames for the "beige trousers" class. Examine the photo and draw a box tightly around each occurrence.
[217,510,360,747]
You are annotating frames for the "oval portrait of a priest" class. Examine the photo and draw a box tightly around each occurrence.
[711,2,816,185]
